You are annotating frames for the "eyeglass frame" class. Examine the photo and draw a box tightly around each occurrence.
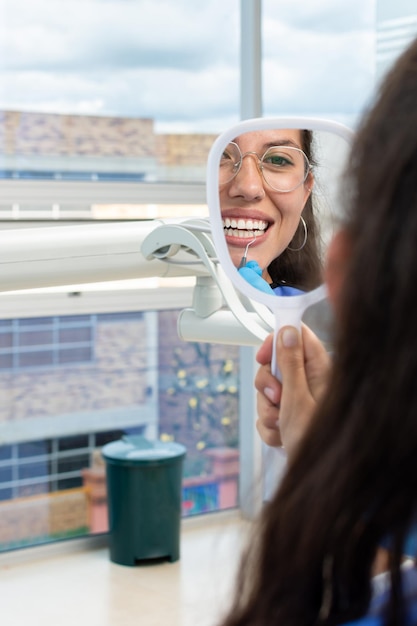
[219,141,312,193]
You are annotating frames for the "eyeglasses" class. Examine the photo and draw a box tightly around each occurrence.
[219,141,311,193]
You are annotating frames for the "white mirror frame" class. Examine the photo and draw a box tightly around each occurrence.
[207,116,355,331]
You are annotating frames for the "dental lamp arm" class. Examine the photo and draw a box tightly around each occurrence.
[141,220,273,344]
[0,219,209,292]
[0,217,272,346]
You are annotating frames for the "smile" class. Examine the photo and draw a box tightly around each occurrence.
[222,217,269,238]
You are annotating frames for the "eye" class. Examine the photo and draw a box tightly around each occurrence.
[262,149,294,169]
[220,149,235,163]
[220,142,240,165]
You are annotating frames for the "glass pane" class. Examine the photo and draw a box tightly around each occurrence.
[57,477,84,491]
[19,350,54,367]
[0,0,239,221]
[0,467,12,483]
[18,461,50,480]
[58,328,92,343]
[0,333,13,348]
[18,441,52,458]
[0,354,13,369]
[57,454,90,475]
[0,0,242,552]
[98,312,143,323]
[17,318,52,327]
[262,0,375,128]
[19,331,53,346]
[0,308,240,552]
[158,310,239,517]
[0,445,12,461]
[0,488,13,501]
[95,430,126,447]
[58,347,93,364]
[58,435,89,452]
[59,315,91,324]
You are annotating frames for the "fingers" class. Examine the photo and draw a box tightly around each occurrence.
[255,342,281,405]
[256,391,283,447]
[255,334,283,447]
[256,332,274,365]
[254,326,330,456]
[301,325,331,401]
[275,326,317,456]
[255,328,309,454]
[276,326,307,391]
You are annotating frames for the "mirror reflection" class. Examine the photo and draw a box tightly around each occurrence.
[218,128,348,297]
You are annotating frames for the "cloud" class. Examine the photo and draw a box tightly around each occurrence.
[262,1,375,122]
[264,0,375,34]
[0,0,376,132]
[2,0,238,72]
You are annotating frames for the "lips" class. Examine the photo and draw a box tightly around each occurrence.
[222,217,269,239]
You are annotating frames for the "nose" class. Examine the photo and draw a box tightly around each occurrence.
[228,153,265,201]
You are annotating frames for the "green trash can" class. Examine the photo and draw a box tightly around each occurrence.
[102,435,186,566]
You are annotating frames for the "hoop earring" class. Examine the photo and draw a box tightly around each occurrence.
[287,216,307,252]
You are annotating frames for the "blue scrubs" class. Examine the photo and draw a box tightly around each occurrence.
[343,565,417,625]
[272,284,304,297]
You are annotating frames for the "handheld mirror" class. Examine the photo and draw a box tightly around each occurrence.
[207,117,354,378]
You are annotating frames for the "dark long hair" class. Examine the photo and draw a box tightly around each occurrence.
[267,129,323,291]
[218,37,417,626]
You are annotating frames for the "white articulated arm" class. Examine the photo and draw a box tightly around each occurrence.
[141,219,273,346]
[0,217,272,346]
[0,219,211,292]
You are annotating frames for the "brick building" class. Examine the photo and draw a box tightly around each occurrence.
[0,109,217,183]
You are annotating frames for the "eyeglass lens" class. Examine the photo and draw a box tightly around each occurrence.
[219,142,309,192]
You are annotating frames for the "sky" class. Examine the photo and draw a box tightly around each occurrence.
[0,0,377,134]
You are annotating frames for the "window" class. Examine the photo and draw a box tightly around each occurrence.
[0,0,246,553]
[0,316,95,371]
[0,307,240,551]
[0,0,239,221]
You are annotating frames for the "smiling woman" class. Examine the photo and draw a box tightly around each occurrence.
[219,128,323,294]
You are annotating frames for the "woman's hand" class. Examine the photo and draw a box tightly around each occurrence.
[255,325,331,458]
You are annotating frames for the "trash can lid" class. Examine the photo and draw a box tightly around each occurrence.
[102,435,186,466]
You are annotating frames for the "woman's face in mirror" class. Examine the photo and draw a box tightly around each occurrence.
[219,129,314,282]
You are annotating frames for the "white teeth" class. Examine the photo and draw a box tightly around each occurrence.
[222,229,256,238]
[222,218,268,233]
[239,230,255,238]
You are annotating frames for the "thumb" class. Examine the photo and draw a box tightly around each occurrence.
[276,326,306,400]
[275,326,311,454]
[277,326,304,374]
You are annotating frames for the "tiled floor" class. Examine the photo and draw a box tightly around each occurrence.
[0,510,249,626]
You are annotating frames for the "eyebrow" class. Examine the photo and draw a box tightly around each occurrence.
[262,138,302,150]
